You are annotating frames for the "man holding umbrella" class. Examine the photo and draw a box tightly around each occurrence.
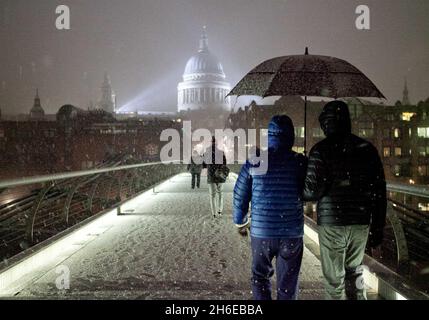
[228,48,387,300]
[303,100,387,300]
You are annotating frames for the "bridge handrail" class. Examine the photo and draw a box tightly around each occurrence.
[387,182,429,198]
[0,161,181,189]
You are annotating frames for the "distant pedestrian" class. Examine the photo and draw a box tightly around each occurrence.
[187,150,203,189]
[233,115,307,300]
[303,100,387,300]
[203,137,228,218]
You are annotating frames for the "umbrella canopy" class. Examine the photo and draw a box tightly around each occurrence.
[228,50,385,99]
[227,49,385,153]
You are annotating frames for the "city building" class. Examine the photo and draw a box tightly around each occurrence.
[177,26,231,113]
[226,95,429,188]
[99,72,116,113]
[29,89,45,121]
[0,104,181,180]
[402,78,411,106]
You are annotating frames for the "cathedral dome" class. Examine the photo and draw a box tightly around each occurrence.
[182,26,225,81]
[184,51,225,80]
[177,26,231,112]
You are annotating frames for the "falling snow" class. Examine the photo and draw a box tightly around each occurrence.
[11,173,325,300]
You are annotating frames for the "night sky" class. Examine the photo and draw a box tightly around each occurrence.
[0,0,428,114]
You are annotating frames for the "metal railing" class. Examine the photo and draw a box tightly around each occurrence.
[387,182,429,198]
[0,157,185,260]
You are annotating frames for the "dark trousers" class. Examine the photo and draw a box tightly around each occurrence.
[191,173,201,188]
[251,237,303,300]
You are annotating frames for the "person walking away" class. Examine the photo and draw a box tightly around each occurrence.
[187,150,203,189]
[203,137,227,218]
[233,115,307,300]
[303,100,387,300]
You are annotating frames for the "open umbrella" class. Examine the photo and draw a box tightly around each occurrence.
[227,48,385,153]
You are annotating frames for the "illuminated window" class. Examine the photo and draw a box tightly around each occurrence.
[394,147,402,156]
[312,128,324,138]
[393,165,401,176]
[401,112,416,121]
[383,147,390,157]
[394,128,401,138]
[418,203,429,211]
[294,127,305,138]
[418,146,429,156]
[417,127,429,138]
[292,146,305,154]
[358,121,374,138]
[418,165,429,176]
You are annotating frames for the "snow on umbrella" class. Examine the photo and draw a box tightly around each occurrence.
[227,48,385,152]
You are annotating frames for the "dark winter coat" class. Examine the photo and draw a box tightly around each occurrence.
[303,101,387,233]
[203,145,227,184]
[233,115,307,239]
[187,157,203,174]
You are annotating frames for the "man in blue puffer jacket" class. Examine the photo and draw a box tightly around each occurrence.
[233,115,307,300]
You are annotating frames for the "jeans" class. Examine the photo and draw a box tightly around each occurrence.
[251,237,303,300]
[191,173,201,188]
[208,183,224,215]
[318,225,369,300]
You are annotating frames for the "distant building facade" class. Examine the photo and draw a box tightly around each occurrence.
[0,105,181,179]
[29,90,45,121]
[226,96,429,190]
[177,26,231,113]
[99,72,116,113]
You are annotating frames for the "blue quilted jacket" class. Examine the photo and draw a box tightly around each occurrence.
[233,115,306,239]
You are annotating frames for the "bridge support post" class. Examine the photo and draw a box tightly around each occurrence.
[387,203,410,272]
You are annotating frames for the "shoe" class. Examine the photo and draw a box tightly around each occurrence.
[218,212,222,217]
[213,214,216,218]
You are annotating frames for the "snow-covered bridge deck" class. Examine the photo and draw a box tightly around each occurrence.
[6,173,325,299]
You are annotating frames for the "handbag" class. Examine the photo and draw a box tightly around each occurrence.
[214,165,230,182]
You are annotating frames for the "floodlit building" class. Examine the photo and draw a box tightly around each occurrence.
[177,26,231,112]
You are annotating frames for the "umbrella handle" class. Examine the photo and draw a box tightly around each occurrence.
[304,96,307,155]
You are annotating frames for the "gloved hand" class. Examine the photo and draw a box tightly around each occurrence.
[237,226,249,237]
[235,220,250,237]
[368,228,384,248]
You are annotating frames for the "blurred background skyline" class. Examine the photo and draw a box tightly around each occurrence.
[0,0,428,114]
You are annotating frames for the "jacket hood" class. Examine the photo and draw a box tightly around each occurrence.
[268,115,295,150]
[319,100,352,137]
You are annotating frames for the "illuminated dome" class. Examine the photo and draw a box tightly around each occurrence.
[178,26,231,112]
[183,51,226,81]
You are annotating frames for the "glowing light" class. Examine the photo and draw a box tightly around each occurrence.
[396,292,407,300]
[401,112,416,121]
[118,67,182,113]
